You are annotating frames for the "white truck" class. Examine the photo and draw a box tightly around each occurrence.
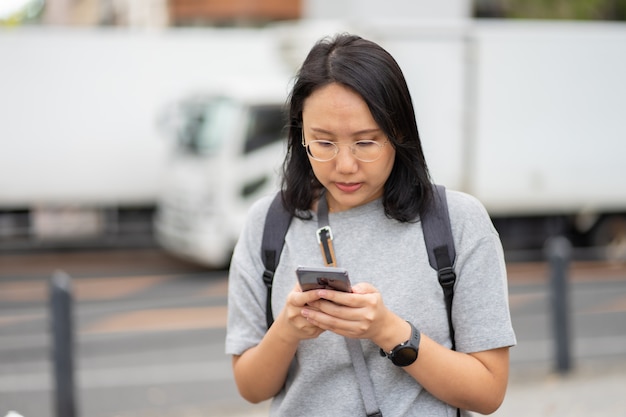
[0,26,289,249]
[152,20,626,267]
[153,80,290,266]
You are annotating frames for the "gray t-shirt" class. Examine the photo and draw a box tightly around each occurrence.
[226,189,516,417]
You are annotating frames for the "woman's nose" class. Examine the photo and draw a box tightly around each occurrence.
[334,145,358,172]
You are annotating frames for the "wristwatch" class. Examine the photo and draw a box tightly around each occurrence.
[379,321,421,367]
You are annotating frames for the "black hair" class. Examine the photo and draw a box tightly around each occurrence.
[281,33,432,222]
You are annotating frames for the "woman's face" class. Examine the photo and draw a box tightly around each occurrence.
[302,83,396,212]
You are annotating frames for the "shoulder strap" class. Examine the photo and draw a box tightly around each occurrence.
[422,184,458,351]
[261,191,293,329]
[423,184,460,417]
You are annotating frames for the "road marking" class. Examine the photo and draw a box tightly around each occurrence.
[82,306,228,334]
[0,360,233,392]
[508,293,544,309]
[196,278,229,298]
[511,335,626,363]
[506,261,626,284]
[583,294,626,314]
[0,313,44,327]
[0,275,173,302]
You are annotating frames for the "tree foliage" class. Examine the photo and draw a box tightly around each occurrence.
[475,0,626,20]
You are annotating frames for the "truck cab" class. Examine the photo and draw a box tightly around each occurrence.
[154,81,289,267]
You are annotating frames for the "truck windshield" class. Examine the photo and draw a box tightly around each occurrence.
[183,97,239,155]
[243,105,286,154]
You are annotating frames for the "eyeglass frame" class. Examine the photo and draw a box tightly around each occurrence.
[301,132,389,163]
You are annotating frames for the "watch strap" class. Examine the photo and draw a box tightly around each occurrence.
[380,321,420,367]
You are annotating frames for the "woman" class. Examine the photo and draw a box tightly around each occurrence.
[226,33,516,416]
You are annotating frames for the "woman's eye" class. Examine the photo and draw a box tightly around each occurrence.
[318,141,335,148]
[355,140,377,148]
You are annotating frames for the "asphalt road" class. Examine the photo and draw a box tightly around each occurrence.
[1,249,625,417]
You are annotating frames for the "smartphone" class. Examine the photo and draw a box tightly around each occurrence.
[296,266,352,292]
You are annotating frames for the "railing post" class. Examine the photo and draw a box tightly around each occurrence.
[49,270,78,417]
[544,236,573,374]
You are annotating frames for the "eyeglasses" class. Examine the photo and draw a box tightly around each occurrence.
[302,134,389,163]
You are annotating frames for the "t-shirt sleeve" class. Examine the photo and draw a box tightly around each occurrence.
[225,195,274,356]
[446,191,517,353]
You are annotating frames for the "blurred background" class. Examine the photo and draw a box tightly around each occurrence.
[1,1,626,417]
[1,0,626,261]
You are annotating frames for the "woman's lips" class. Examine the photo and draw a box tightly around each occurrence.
[335,182,362,193]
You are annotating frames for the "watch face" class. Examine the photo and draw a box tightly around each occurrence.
[393,346,418,367]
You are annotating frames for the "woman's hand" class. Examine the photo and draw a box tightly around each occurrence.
[276,284,327,343]
[300,282,394,342]
[232,284,327,403]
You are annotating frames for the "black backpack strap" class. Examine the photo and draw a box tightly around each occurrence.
[261,191,293,329]
[422,184,460,417]
[422,184,458,351]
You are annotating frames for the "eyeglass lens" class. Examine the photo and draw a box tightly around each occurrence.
[306,140,385,162]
